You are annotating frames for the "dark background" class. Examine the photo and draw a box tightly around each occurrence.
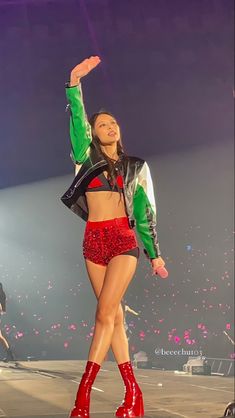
[0,0,234,367]
[0,0,233,187]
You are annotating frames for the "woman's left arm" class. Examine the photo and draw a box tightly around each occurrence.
[133,161,166,276]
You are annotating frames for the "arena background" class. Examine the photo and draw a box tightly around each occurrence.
[0,0,234,369]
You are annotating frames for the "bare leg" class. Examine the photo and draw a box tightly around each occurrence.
[111,308,130,364]
[86,254,138,365]
[69,256,141,417]
[85,258,131,364]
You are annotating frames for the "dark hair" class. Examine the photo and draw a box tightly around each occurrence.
[0,283,6,312]
[89,110,126,201]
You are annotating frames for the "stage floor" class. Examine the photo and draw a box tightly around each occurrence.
[0,360,233,418]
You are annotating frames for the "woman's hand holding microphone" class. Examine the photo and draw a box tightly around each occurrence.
[151,256,168,278]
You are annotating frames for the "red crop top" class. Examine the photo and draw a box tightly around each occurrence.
[86,171,124,192]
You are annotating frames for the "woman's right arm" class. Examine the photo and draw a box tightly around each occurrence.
[66,56,101,164]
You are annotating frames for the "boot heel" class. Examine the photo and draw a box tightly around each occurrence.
[133,394,144,416]
[116,394,145,417]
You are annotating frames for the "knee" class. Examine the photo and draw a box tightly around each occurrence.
[114,305,124,328]
[95,302,118,325]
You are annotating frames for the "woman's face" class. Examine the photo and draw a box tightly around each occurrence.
[93,114,120,145]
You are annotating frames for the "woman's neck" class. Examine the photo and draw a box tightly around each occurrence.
[100,144,118,160]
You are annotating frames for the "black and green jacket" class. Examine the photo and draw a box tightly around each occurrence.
[0,290,6,312]
[61,84,161,259]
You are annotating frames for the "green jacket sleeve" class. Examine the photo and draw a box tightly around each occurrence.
[133,161,161,259]
[66,83,92,164]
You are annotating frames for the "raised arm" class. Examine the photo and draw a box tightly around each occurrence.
[66,56,101,164]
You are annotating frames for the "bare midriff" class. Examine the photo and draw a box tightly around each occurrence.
[85,170,127,221]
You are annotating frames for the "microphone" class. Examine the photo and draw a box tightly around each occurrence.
[155,266,169,279]
[143,249,168,278]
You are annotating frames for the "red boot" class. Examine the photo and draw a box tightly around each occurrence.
[115,361,144,417]
[69,361,100,418]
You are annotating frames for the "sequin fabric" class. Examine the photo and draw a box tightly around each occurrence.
[83,217,138,266]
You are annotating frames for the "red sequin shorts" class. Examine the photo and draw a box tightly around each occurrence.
[82,216,139,266]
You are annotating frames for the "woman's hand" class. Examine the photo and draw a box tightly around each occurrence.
[70,56,101,86]
[151,256,168,278]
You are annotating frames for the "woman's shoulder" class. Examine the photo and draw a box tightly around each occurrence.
[125,155,146,173]
[122,153,145,165]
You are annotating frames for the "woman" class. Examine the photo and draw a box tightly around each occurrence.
[0,283,15,362]
[61,56,168,418]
